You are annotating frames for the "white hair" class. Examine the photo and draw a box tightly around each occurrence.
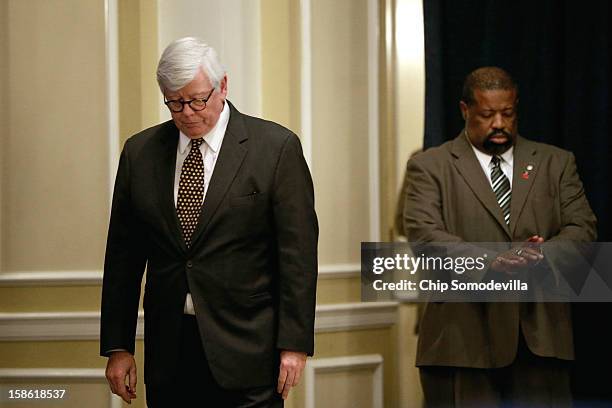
[156,37,226,93]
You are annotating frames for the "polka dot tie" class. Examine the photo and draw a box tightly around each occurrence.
[177,138,204,248]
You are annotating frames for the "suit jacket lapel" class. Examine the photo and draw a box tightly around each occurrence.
[451,133,511,237]
[154,121,188,253]
[509,136,538,236]
[190,102,248,248]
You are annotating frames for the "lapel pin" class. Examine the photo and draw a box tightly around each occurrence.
[521,164,534,180]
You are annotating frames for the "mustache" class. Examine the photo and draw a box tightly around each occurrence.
[487,129,512,139]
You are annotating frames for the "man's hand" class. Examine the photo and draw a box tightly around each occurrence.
[491,235,544,275]
[105,351,137,404]
[277,350,307,400]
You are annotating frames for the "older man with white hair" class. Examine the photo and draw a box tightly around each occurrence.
[100,37,318,407]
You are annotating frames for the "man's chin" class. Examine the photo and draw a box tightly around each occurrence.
[181,127,205,138]
[483,140,513,155]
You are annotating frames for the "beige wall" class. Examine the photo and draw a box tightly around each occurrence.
[316,369,376,408]
[118,0,159,144]
[118,0,143,141]
[261,0,301,132]
[0,0,7,267]
[311,0,371,265]
[1,0,109,272]
[0,286,102,312]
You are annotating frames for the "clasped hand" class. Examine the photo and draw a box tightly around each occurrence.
[490,235,545,275]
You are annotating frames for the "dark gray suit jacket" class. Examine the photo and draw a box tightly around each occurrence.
[100,102,318,388]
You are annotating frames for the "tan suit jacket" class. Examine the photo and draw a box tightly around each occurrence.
[403,133,596,368]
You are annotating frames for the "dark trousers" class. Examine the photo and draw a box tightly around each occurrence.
[420,335,572,408]
[146,315,283,408]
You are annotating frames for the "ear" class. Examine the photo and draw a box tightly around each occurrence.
[459,100,469,120]
[219,75,228,97]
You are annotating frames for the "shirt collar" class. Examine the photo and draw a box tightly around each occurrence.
[178,101,230,154]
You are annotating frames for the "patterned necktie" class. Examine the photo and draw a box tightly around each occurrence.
[177,138,204,247]
[491,156,511,225]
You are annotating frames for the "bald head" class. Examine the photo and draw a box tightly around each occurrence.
[461,67,518,106]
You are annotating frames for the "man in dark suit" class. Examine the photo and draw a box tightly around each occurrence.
[403,67,596,407]
[100,37,318,407]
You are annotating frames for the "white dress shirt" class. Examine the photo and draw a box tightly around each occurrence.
[177,101,230,314]
[467,133,514,188]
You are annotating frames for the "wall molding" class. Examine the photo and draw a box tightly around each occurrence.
[0,264,362,286]
[315,302,397,333]
[0,312,119,341]
[318,263,360,279]
[0,271,103,287]
[0,302,397,341]
[0,368,122,408]
[304,354,383,408]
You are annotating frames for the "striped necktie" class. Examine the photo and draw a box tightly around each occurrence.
[177,138,205,247]
[491,156,511,225]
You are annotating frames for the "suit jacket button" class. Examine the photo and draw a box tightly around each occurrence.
[186,260,193,268]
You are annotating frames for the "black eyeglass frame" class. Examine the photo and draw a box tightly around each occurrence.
[164,88,215,113]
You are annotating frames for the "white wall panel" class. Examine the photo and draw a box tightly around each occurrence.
[305,0,380,265]
[156,0,262,120]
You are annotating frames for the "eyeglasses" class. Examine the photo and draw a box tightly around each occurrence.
[164,88,215,113]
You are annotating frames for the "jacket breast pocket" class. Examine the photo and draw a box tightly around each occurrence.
[229,192,266,207]
[223,192,271,238]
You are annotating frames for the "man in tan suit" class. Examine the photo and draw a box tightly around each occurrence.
[403,67,596,407]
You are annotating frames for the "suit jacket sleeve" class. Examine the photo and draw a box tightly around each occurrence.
[272,134,318,355]
[540,152,597,290]
[547,152,597,242]
[100,141,147,356]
